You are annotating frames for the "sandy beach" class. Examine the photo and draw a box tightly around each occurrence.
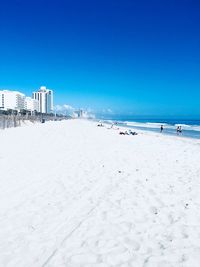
[0,119,200,267]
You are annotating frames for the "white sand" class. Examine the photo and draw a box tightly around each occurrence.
[0,119,200,267]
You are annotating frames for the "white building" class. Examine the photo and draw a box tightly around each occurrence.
[0,90,25,111]
[75,109,83,118]
[25,97,39,112]
[32,86,53,114]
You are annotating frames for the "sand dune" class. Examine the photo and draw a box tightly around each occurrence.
[0,119,200,267]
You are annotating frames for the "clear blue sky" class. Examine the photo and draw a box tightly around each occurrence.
[0,0,200,117]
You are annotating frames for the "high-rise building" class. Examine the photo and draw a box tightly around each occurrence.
[0,90,25,111]
[25,97,39,112]
[32,86,53,114]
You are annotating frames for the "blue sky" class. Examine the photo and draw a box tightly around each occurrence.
[0,0,200,117]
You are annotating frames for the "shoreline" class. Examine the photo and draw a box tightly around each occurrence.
[94,119,200,144]
[95,118,200,140]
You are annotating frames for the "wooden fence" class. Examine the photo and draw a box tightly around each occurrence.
[0,114,66,130]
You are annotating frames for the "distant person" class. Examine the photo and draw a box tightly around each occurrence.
[176,126,180,135]
[129,130,138,135]
[97,122,103,127]
[160,125,164,133]
[179,126,182,134]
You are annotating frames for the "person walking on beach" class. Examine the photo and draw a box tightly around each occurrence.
[179,126,182,134]
[177,126,180,135]
[160,125,164,133]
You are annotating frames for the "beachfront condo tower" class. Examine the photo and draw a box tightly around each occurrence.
[0,90,25,111]
[25,97,39,113]
[32,86,53,114]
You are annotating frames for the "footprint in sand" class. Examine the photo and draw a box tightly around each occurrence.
[124,237,140,251]
[96,238,119,253]
[180,253,188,263]
[157,261,173,267]
[104,247,132,266]
[69,253,98,264]
[101,211,108,220]
[86,264,107,267]
[148,189,156,196]
[135,179,143,185]
[150,206,158,215]
[144,258,173,267]
[119,221,133,233]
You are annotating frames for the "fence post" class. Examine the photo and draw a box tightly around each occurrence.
[13,115,16,127]
[3,116,5,129]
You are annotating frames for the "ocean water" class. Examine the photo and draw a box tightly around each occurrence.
[96,117,200,139]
